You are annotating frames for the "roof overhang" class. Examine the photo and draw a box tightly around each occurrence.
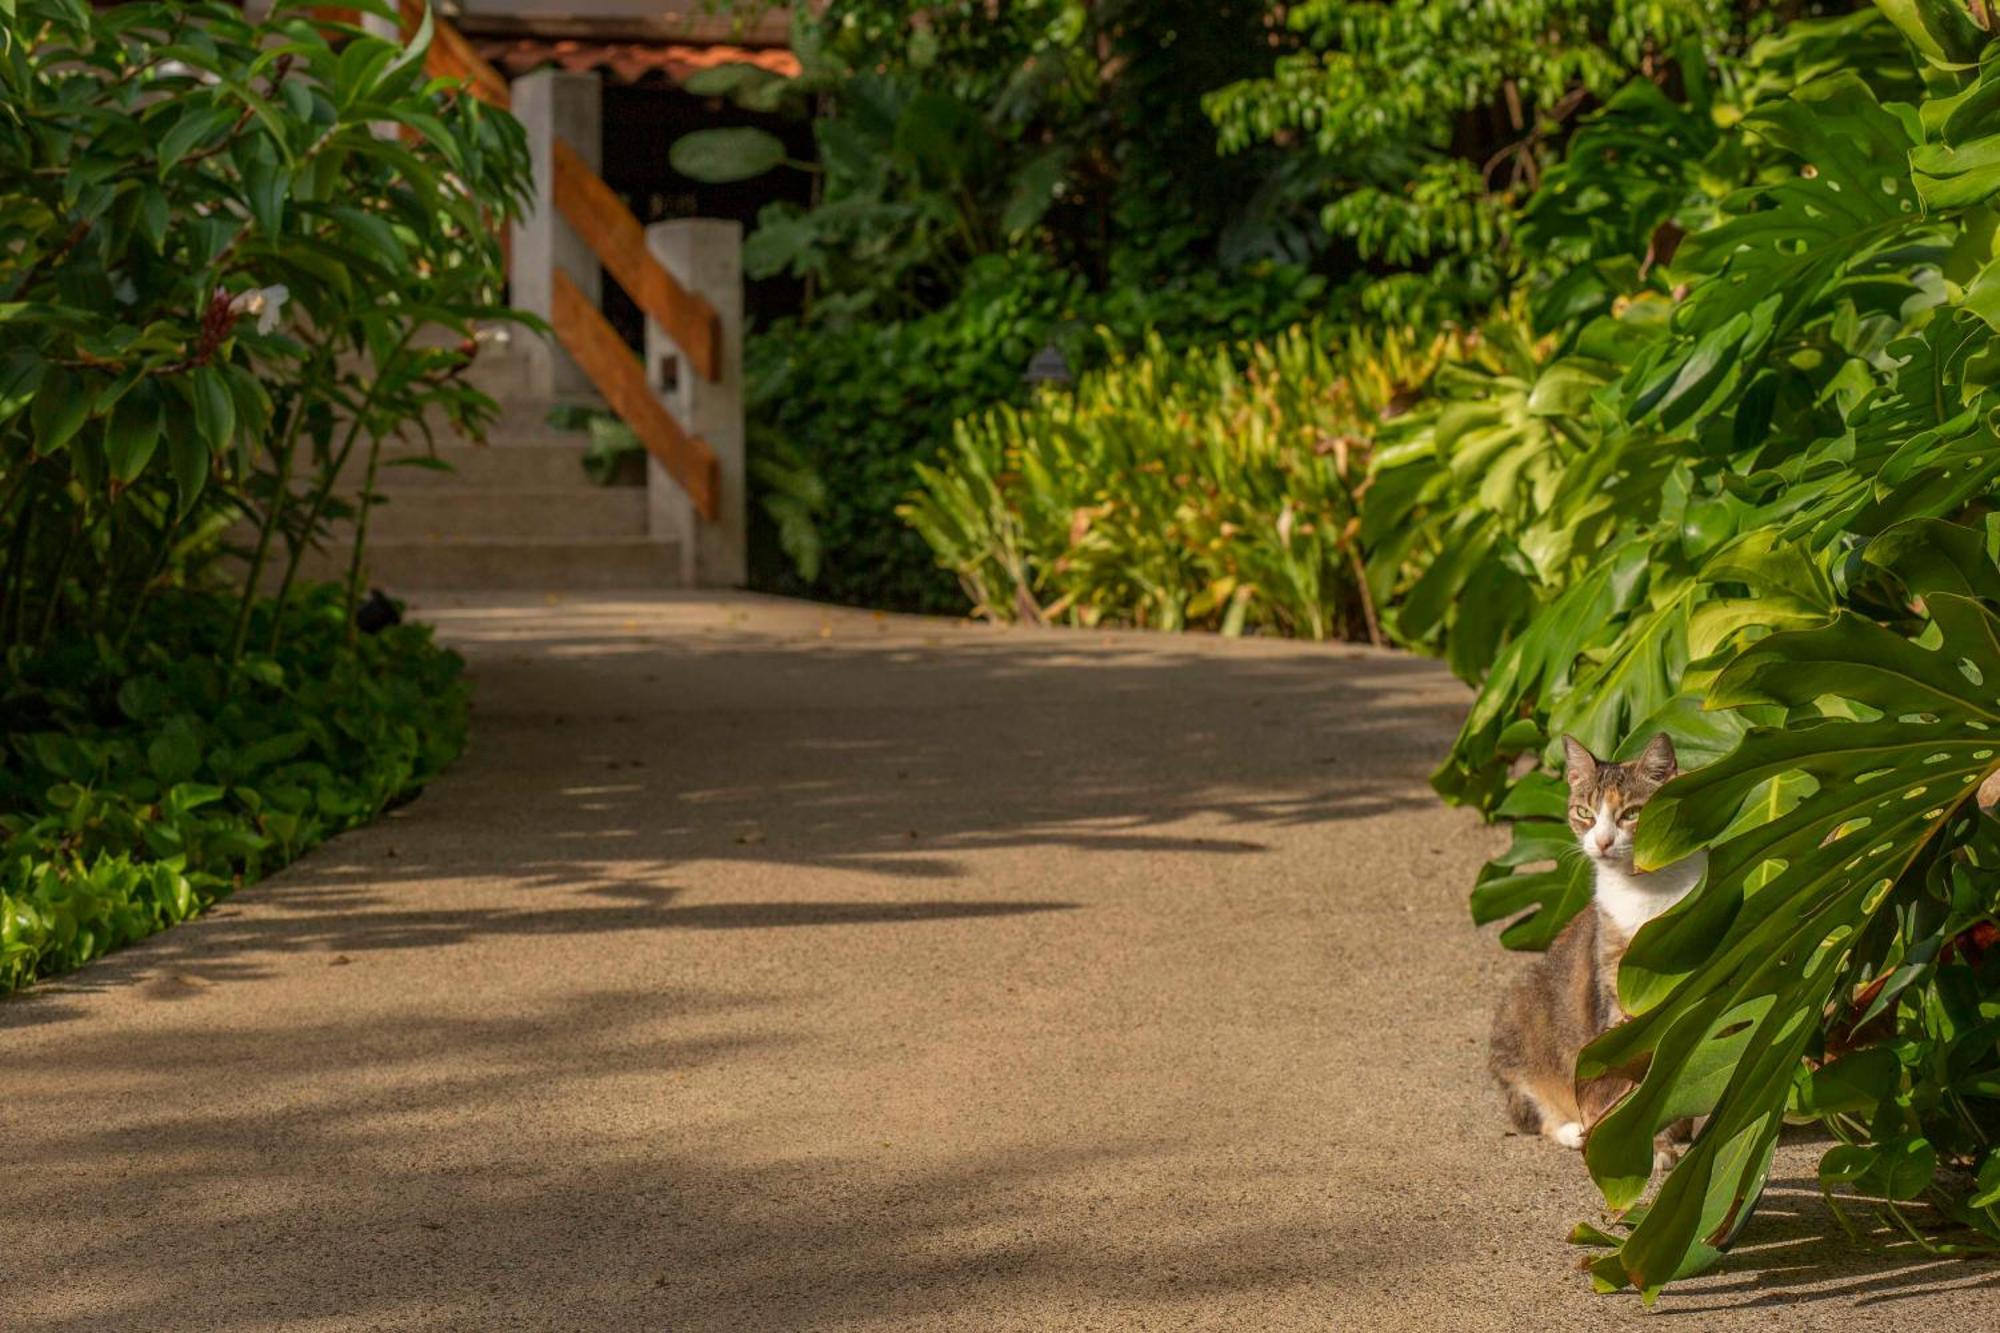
[449,4,795,49]
[471,33,799,83]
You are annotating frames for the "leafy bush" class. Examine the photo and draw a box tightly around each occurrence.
[903,323,1450,638]
[1362,0,2000,1296]
[0,587,466,993]
[1203,0,1796,324]
[696,2,1338,607]
[0,0,529,651]
[751,253,1327,610]
[0,1,522,987]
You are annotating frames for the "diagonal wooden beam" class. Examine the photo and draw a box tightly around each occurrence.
[551,268,720,520]
[551,137,722,382]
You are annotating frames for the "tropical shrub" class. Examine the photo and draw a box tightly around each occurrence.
[1203,0,1806,325]
[740,1,1847,610]
[0,0,530,651]
[0,0,525,987]
[902,323,1453,639]
[675,2,1339,608]
[1372,0,2000,1297]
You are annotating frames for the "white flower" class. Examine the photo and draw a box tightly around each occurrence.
[229,284,289,335]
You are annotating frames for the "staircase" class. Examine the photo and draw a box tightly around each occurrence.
[294,333,684,592]
[293,3,744,595]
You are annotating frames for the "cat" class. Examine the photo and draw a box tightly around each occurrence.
[1487,733,1708,1164]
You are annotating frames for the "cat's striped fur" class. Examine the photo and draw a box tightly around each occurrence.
[1487,733,1707,1163]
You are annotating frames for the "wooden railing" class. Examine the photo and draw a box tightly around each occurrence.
[399,0,724,520]
[551,139,721,382]
[552,272,720,515]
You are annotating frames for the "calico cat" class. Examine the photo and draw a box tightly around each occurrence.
[1488,733,1708,1161]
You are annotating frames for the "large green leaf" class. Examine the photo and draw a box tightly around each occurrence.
[1576,521,2000,1295]
[669,127,788,183]
[1911,44,2000,209]
[1626,74,1928,430]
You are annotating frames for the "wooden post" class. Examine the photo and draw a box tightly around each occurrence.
[509,69,601,400]
[645,220,745,587]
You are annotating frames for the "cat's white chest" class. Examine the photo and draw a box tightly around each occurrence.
[1594,851,1708,939]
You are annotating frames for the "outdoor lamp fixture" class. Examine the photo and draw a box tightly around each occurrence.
[1022,342,1074,389]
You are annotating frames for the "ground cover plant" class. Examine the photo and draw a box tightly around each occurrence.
[0,0,529,990]
[0,588,465,992]
[907,0,2000,1298]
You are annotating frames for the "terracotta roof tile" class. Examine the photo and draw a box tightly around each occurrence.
[473,37,801,86]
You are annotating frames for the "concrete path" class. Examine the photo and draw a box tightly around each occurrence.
[3,594,1994,1331]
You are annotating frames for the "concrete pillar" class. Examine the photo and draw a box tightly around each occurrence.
[644,219,746,588]
[509,68,601,399]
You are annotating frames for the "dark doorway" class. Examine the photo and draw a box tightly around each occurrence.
[598,76,815,351]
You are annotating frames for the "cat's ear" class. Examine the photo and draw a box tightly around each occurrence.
[1561,735,1597,788]
[1636,732,1678,784]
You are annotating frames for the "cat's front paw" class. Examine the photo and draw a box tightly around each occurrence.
[1553,1121,1585,1150]
[1652,1143,1684,1174]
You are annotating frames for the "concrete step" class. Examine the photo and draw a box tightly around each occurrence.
[364,487,649,542]
[336,441,604,492]
[295,537,685,591]
[337,330,581,409]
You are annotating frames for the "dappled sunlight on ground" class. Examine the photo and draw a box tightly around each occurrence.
[3,593,1994,1329]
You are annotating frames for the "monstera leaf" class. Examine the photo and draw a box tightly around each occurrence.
[1574,519,2000,1297]
[1470,775,1593,950]
[1433,545,1647,809]
[1624,73,1930,433]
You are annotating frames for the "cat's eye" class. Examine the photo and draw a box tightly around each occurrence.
[1620,806,1643,824]
[1570,805,1593,822]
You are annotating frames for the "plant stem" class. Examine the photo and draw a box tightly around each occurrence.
[33,516,83,651]
[1,485,39,645]
[116,503,180,653]
[0,463,41,640]
[229,348,328,666]
[342,424,390,646]
[270,330,415,649]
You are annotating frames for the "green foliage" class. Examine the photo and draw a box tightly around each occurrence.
[0,587,466,993]
[751,253,1326,610]
[0,0,531,652]
[546,403,648,487]
[1352,0,2000,1295]
[1204,1,1819,323]
[0,1,523,989]
[731,1,1337,606]
[902,324,1448,638]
